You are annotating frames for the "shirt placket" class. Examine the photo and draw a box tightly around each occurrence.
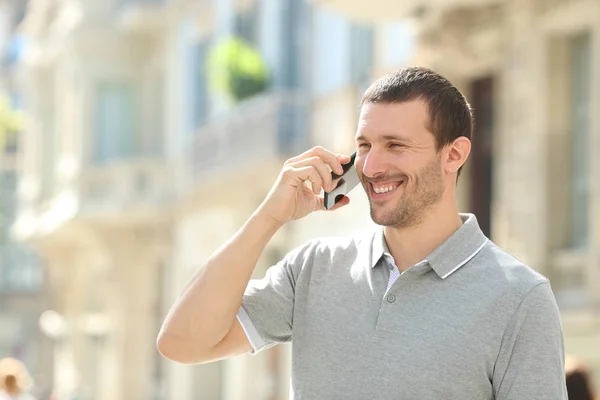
[383,254,403,296]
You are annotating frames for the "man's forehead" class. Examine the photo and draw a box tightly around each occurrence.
[356,102,434,144]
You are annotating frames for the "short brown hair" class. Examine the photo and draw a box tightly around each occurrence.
[362,66,474,153]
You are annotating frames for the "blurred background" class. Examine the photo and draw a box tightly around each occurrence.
[0,0,599,399]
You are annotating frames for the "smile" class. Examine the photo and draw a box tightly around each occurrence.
[369,181,404,198]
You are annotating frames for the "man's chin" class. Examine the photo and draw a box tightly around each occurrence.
[369,207,398,227]
[369,205,418,227]
[371,217,400,227]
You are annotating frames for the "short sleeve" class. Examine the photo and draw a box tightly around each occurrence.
[493,281,568,400]
[237,243,312,355]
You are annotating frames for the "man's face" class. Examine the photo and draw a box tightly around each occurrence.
[355,100,446,227]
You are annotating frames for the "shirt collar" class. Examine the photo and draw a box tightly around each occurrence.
[370,213,488,279]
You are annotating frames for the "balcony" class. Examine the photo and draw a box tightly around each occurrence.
[117,0,168,34]
[310,0,503,22]
[75,160,174,222]
[188,90,310,185]
[12,160,175,241]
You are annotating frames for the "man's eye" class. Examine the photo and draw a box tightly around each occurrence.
[390,143,405,148]
[357,143,370,148]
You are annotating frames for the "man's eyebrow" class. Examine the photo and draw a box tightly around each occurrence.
[355,134,414,143]
[381,134,412,142]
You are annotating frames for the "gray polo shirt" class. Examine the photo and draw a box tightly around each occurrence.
[237,214,567,399]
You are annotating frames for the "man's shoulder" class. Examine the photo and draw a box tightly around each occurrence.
[306,229,375,251]
[283,230,376,266]
[476,241,549,296]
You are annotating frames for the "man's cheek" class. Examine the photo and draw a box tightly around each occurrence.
[355,163,365,180]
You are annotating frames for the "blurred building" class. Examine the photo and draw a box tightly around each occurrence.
[16,0,598,399]
[0,0,51,397]
[10,0,382,399]
[13,0,174,399]
[165,1,378,399]
[314,0,600,387]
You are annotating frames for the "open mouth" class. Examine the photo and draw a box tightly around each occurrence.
[369,181,405,199]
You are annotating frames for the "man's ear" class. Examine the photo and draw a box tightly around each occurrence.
[444,137,471,174]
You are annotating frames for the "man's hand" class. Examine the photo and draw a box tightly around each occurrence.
[258,146,352,223]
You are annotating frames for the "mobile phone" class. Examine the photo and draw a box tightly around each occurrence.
[324,152,360,210]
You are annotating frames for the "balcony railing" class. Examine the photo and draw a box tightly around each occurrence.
[76,160,174,218]
[309,0,503,22]
[11,160,174,240]
[188,91,310,183]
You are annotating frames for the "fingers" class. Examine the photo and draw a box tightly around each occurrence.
[284,165,323,195]
[281,146,354,201]
[336,153,352,165]
[285,146,349,176]
[329,195,350,210]
[287,156,334,192]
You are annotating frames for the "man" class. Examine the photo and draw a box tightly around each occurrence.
[158,67,567,399]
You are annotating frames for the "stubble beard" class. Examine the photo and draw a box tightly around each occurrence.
[366,158,445,228]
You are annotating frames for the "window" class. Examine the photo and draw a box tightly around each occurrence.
[0,171,42,293]
[36,76,58,199]
[311,8,351,95]
[41,101,57,197]
[547,31,592,251]
[380,21,415,68]
[278,0,305,89]
[235,5,259,46]
[0,172,17,243]
[141,74,164,158]
[551,264,588,309]
[92,82,138,164]
[568,33,591,249]
[2,132,18,154]
[546,31,592,309]
[189,40,210,130]
[311,9,375,96]
[350,24,374,87]
[0,246,43,292]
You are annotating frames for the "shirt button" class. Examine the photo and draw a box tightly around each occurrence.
[386,294,396,303]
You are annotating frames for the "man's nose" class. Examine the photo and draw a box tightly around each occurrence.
[361,150,388,179]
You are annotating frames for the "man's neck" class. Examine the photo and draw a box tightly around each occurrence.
[383,201,463,272]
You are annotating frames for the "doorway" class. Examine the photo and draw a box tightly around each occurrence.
[469,76,495,238]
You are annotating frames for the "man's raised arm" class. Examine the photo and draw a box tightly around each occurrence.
[156,147,350,364]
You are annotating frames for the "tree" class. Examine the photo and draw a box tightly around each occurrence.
[206,36,270,103]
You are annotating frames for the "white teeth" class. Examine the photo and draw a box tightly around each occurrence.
[373,185,399,194]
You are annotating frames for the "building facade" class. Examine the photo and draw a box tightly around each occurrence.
[0,0,50,397]
[314,0,600,387]
[14,0,175,399]
[164,1,379,399]
[21,0,600,398]
[12,0,387,399]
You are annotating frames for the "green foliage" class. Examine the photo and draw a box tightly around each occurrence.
[206,36,269,103]
[0,94,23,152]
[0,94,23,215]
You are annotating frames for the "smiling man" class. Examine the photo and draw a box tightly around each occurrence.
[158,67,568,400]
